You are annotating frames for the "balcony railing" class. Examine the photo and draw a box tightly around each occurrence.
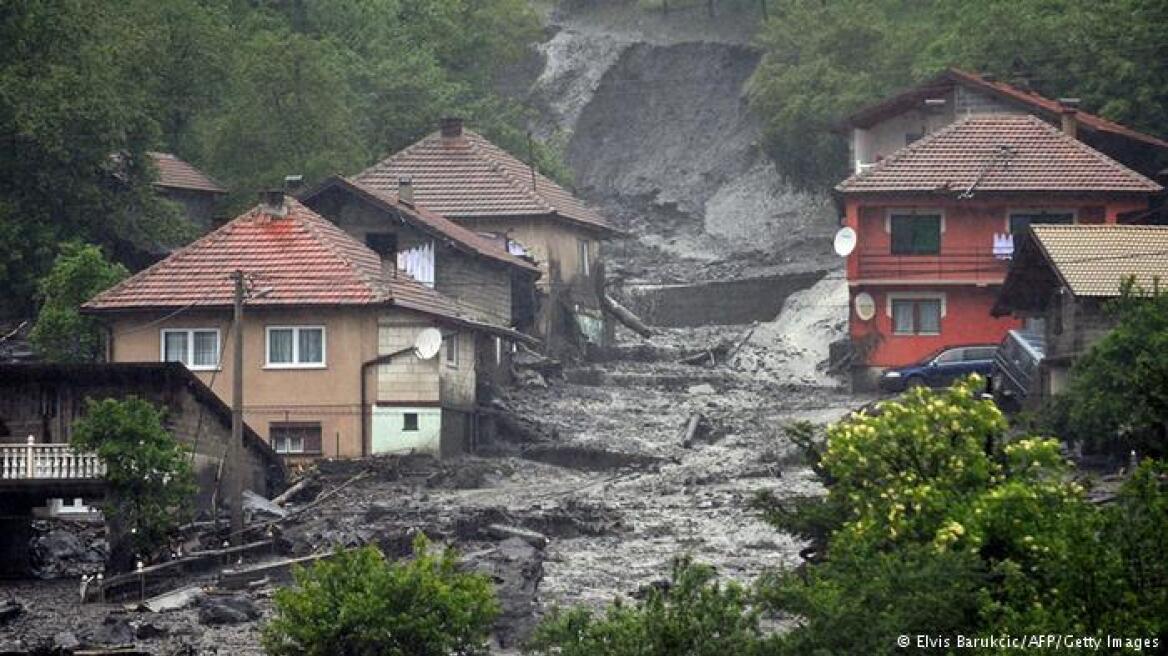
[855,249,1010,283]
[0,436,106,481]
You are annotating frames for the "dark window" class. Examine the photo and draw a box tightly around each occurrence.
[890,214,941,255]
[365,233,398,259]
[403,413,419,432]
[932,349,963,364]
[271,422,322,455]
[1009,211,1073,234]
[964,347,997,361]
[891,298,942,335]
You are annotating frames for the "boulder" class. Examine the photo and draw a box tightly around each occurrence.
[198,594,260,625]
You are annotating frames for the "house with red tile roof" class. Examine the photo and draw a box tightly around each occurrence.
[837,114,1161,386]
[345,118,622,349]
[149,152,226,229]
[83,193,523,460]
[839,68,1168,181]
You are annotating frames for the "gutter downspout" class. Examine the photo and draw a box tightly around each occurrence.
[360,346,415,458]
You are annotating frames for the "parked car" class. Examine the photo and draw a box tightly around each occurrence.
[878,344,999,392]
[992,330,1046,411]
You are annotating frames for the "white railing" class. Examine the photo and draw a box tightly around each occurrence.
[0,436,106,481]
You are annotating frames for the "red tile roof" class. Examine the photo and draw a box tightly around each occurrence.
[149,152,226,194]
[353,127,617,234]
[842,68,1168,151]
[837,114,1162,195]
[83,197,459,320]
[301,176,539,275]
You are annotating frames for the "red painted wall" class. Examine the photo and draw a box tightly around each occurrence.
[849,285,1021,366]
[843,193,1148,368]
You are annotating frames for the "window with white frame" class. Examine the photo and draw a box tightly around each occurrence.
[161,329,220,370]
[266,326,325,367]
[889,295,943,335]
[889,213,942,255]
[444,333,459,367]
[270,422,322,454]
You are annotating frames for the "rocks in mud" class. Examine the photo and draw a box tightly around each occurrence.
[29,523,108,579]
[466,537,544,648]
[88,614,135,646]
[198,594,260,626]
[53,630,82,651]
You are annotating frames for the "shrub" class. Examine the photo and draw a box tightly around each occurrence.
[263,536,499,656]
[71,397,195,570]
[525,556,774,656]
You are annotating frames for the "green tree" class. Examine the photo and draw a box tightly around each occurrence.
[71,397,196,572]
[749,0,1168,189]
[30,243,128,362]
[527,556,773,656]
[263,536,499,656]
[0,0,185,317]
[1044,283,1168,458]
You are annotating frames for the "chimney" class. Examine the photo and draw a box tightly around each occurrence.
[398,176,414,206]
[1058,98,1081,139]
[283,174,304,193]
[440,117,464,139]
[259,189,287,217]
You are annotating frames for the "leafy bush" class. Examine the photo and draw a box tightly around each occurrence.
[1043,282,1168,458]
[263,536,499,656]
[526,556,774,656]
[71,397,195,570]
[759,378,1168,651]
[30,243,128,362]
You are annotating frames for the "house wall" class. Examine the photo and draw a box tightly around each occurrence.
[0,371,279,510]
[107,307,379,460]
[843,194,1147,372]
[848,285,1020,368]
[157,188,220,230]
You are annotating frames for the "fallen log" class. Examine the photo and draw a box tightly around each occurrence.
[724,322,759,364]
[271,477,313,506]
[680,413,703,448]
[136,584,206,613]
[219,552,335,589]
[600,293,654,339]
[678,349,716,366]
[484,524,549,550]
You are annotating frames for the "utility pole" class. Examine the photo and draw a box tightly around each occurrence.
[229,270,245,545]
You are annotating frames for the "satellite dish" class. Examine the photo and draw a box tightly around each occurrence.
[854,292,876,321]
[413,328,443,360]
[833,227,858,257]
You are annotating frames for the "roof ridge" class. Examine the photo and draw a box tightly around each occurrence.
[286,200,389,302]
[1020,114,1161,189]
[462,130,556,214]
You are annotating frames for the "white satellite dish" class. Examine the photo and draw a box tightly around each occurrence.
[854,292,876,321]
[833,227,858,257]
[413,328,443,360]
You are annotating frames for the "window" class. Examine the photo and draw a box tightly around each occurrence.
[891,298,942,335]
[444,333,458,367]
[160,329,220,370]
[365,232,398,259]
[890,213,941,255]
[1008,210,1073,234]
[964,347,997,362]
[403,413,419,432]
[271,422,322,455]
[578,239,591,276]
[266,326,325,367]
[932,348,963,364]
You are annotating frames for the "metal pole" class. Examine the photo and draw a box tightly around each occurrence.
[229,270,245,545]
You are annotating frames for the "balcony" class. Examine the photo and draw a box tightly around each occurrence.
[854,248,1010,285]
[0,437,106,481]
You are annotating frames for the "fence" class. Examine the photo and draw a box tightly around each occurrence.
[0,436,106,480]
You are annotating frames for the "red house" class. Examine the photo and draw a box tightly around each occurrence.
[837,114,1161,386]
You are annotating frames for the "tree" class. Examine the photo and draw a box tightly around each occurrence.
[71,397,196,572]
[527,556,774,656]
[29,243,128,362]
[1043,282,1168,458]
[755,378,1168,653]
[263,536,499,656]
[749,0,1168,189]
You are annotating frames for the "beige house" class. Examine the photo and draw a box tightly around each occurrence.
[351,118,622,348]
[84,194,517,461]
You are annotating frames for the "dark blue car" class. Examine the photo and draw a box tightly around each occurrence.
[878,344,998,393]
